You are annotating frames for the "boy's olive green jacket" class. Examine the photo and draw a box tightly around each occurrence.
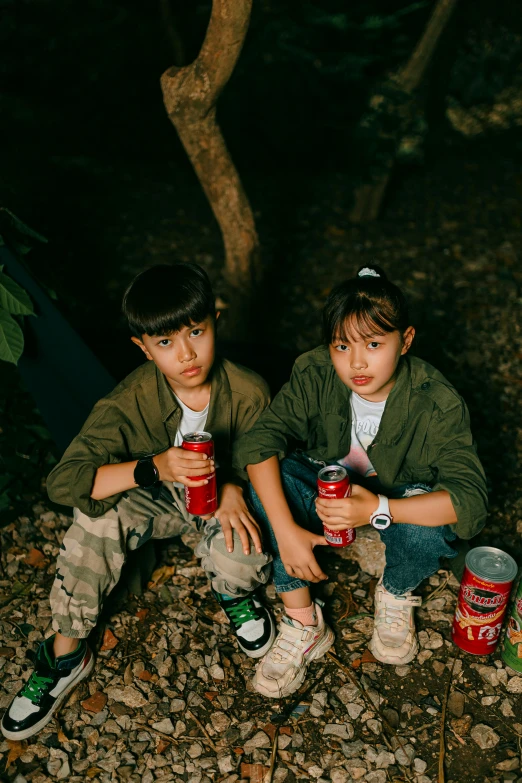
[233,347,488,540]
[46,357,270,518]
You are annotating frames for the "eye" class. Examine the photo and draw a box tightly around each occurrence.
[335,344,348,352]
[190,328,204,337]
[368,341,380,349]
[158,338,172,347]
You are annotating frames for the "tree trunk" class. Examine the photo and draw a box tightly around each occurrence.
[349,0,458,224]
[160,0,259,291]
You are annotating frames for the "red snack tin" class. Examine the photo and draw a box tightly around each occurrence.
[182,431,218,516]
[452,546,518,655]
[317,465,355,548]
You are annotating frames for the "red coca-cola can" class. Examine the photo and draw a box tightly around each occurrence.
[182,431,218,516]
[317,465,355,548]
[452,546,518,655]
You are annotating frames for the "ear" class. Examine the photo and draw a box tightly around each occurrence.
[131,336,153,361]
[215,311,221,321]
[400,326,415,355]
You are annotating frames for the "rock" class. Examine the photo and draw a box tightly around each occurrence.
[323,724,353,740]
[472,664,500,687]
[374,751,394,768]
[244,731,271,752]
[381,708,399,729]
[152,718,175,734]
[417,650,432,665]
[447,691,465,718]
[336,526,385,577]
[170,698,186,713]
[506,676,522,694]
[470,724,500,749]
[500,698,515,717]
[346,703,364,720]
[217,755,235,774]
[209,664,225,680]
[211,712,231,733]
[337,684,360,704]
[394,665,410,677]
[310,691,328,717]
[395,744,415,766]
[366,720,381,735]
[341,740,366,759]
[308,766,324,779]
[106,686,147,709]
[424,631,443,650]
[330,769,351,783]
[495,758,519,772]
[413,758,427,774]
[187,742,203,759]
[365,772,386,783]
[81,691,107,713]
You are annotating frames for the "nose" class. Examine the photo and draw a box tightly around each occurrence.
[178,339,197,363]
[351,348,367,371]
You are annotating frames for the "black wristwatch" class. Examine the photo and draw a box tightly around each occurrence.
[134,456,160,488]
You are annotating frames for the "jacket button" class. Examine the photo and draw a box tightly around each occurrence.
[421,382,430,391]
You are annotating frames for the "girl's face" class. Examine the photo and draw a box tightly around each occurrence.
[329,320,415,402]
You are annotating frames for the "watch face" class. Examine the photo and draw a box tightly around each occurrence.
[134,458,158,488]
[372,514,391,530]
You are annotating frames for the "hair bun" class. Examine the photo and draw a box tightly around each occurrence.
[356,264,387,280]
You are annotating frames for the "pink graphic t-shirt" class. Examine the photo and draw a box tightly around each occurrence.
[338,392,386,478]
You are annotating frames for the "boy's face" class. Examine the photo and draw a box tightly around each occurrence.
[132,316,216,393]
[329,320,415,402]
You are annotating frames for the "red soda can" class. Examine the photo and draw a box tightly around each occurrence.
[452,546,517,655]
[317,465,355,548]
[182,431,218,516]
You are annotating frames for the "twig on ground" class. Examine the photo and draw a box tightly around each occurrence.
[186,708,218,751]
[133,720,214,746]
[264,731,278,783]
[439,652,459,783]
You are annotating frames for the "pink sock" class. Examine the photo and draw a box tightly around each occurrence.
[285,603,318,627]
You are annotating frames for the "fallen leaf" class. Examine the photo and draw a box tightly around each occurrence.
[6,740,25,768]
[135,608,149,621]
[147,564,175,588]
[138,670,154,682]
[100,628,119,651]
[24,548,46,567]
[0,646,16,659]
[204,691,219,701]
[234,747,245,755]
[156,738,170,754]
[279,726,292,736]
[86,768,104,778]
[124,663,133,686]
[57,728,70,743]
[351,658,362,669]
[81,691,108,713]
[361,649,377,664]
[261,723,277,741]
[240,762,269,783]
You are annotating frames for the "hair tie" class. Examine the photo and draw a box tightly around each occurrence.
[358,267,380,278]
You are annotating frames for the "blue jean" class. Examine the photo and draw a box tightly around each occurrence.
[249,452,457,596]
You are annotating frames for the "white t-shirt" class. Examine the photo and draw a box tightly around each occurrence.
[337,392,386,478]
[173,396,209,446]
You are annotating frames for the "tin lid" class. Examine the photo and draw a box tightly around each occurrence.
[466,546,518,583]
[183,431,212,443]
[318,465,347,482]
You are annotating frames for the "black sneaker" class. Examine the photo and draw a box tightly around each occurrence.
[1,635,94,741]
[212,590,276,658]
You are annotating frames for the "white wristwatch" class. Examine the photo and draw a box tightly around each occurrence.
[370,494,393,530]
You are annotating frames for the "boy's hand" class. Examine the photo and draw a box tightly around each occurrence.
[153,446,215,487]
[315,484,378,530]
[279,526,329,583]
[200,483,263,556]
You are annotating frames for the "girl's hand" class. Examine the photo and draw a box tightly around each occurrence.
[278,527,329,583]
[200,483,263,555]
[315,484,379,530]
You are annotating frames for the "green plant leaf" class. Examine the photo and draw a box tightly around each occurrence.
[0,309,24,364]
[0,270,34,315]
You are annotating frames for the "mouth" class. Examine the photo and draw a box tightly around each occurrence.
[182,366,202,377]
[352,375,372,385]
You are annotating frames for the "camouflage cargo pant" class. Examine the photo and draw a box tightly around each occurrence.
[50,482,272,638]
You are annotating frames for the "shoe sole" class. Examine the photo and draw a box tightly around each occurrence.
[369,637,419,666]
[254,626,335,699]
[239,615,277,659]
[1,650,95,742]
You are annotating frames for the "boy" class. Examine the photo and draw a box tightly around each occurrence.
[2,263,274,741]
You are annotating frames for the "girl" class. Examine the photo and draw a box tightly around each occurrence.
[233,265,487,698]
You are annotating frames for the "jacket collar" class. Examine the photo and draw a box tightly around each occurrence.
[156,356,231,443]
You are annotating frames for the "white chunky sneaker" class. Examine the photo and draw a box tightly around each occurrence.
[253,602,334,698]
[370,580,422,665]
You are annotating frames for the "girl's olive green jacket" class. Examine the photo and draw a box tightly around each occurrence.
[233,347,488,540]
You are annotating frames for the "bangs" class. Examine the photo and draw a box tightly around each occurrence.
[333,307,398,344]
[139,300,210,338]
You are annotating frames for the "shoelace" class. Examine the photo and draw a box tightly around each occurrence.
[378,595,417,631]
[225,597,259,628]
[21,671,54,704]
